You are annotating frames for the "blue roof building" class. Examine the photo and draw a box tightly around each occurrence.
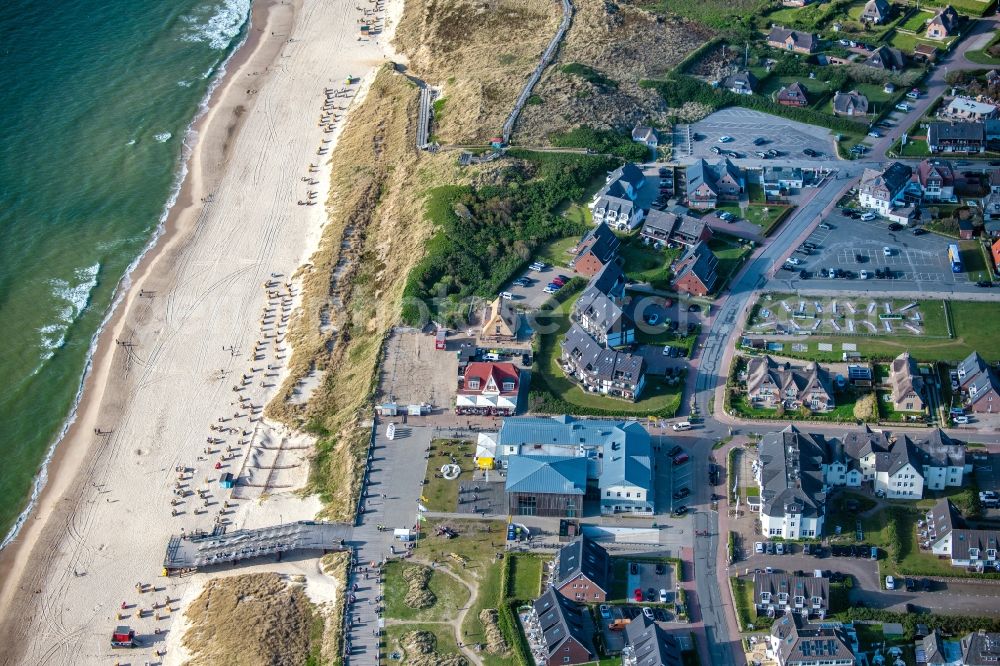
[505,456,587,517]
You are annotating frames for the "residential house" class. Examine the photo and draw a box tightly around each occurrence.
[959,217,975,239]
[832,90,869,117]
[859,162,913,215]
[910,158,956,202]
[754,572,830,619]
[494,415,654,515]
[768,613,856,666]
[914,43,939,62]
[530,588,597,666]
[685,158,744,209]
[722,70,758,95]
[763,166,805,195]
[993,238,1000,267]
[745,355,835,412]
[967,367,1000,413]
[588,261,627,302]
[987,119,1000,143]
[767,27,818,54]
[481,296,518,341]
[888,351,925,412]
[928,121,987,153]
[860,0,890,24]
[590,163,647,231]
[840,426,891,486]
[552,536,611,602]
[920,630,957,666]
[505,455,588,517]
[632,125,658,148]
[671,240,719,297]
[561,324,647,400]
[946,97,997,121]
[570,222,621,277]
[865,45,906,71]
[621,616,682,666]
[777,82,809,107]
[572,286,635,348]
[926,5,960,40]
[639,209,712,249]
[985,190,1000,230]
[962,631,1000,665]
[927,499,1000,570]
[909,429,967,490]
[756,426,828,539]
[871,438,923,499]
[456,361,522,415]
[957,351,989,389]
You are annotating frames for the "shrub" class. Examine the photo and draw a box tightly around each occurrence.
[854,393,877,421]
[549,126,649,160]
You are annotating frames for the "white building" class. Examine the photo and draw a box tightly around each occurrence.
[755,426,827,539]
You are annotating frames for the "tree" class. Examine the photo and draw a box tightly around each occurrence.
[854,393,877,421]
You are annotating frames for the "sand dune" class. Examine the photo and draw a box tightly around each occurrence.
[0,0,401,662]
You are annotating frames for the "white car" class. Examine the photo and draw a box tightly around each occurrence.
[883,246,893,256]
[954,415,970,424]
[860,212,876,221]
[543,286,558,294]
[786,257,802,266]
[755,541,764,554]
[885,575,896,590]
[718,135,733,143]
[895,102,911,112]
[859,270,869,280]
[643,607,654,620]
[907,90,921,100]
[500,291,513,300]
[659,589,668,603]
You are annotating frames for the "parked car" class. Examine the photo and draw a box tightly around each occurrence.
[659,589,668,603]
[755,542,765,554]
[646,588,657,602]
[776,542,785,555]
[885,575,896,590]
[656,563,666,576]
[668,444,683,457]
[912,227,926,235]
[753,137,766,145]
[895,102,911,112]
[710,146,721,155]
[803,147,818,157]
[630,562,639,575]
[718,135,733,143]
[905,577,916,592]
[672,452,689,465]
[673,487,690,500]
[921,578,932,592]
[860,212,876,221]
[954,415,970,424]
[882,246,893,256]
[634,588,644,602]
[867,129,881,138]
[977,280,993,288]
[672,505,688,516]
[600,604,611,618]
[888,222,903,231]
[818,223,832,230]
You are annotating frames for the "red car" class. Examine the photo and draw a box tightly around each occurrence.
[634,588,643,602]
[551,278,566,287]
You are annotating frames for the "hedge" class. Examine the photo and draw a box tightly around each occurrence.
[841,607,1000,637]
[499,600,532,666]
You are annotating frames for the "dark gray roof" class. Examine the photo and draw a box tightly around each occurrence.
[906,429,965,468]
[929,121,986,144]
[505,455,588,495]
[928,498,965,543]
[574,286,631,337]
[746,356,834,405]
[763,166,804,184]
[641,209,678,242]
[588,261,626,300]
[673,240,718,291]
[562,323,645,386]
[758,426,828,520]
[556,536,610,592]
[767,27,816,51]
[862,0,890,20]
[840,425,890,460]
[865,45,905,70]
[632,126,657,143]
[777,81,809,104]
[623,615,682,666]
[861,161,912,197]
[613,163,645,190]
[593,180,637,218]
[874,438,920,476]
[532,588,595,659]
[754,573,829,610]
[958,351,989,385]
[575,221,621,265]
[722,70,757,92]
[968,368,1000,407]
[769,613,855,665]
[951,529,1000,562]
[962,630,1000,666]
[921,629,947,666]
[833,90,869,115]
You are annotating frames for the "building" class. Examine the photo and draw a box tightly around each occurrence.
[993,238,1000,267]
[481,296,518,341]
[456,362,522,415]
[927,5,960,39]
[686,158,744,209]
[832,90,869,117]
[947,97,996,121]
[839,426,891,486]
[888,351,925,412]
[767,27,817,54]
[859,162,913,214]
[928,121,987,153]
[531,588,597,666]
[590,164,646,231]
[860,0,890,24]
[505,455,587,517]
[621,615,682,666]
[872,438,923,499]
[570,222,621,277]
[756,426,828,539]
[722,70,758,95]
[572,286,635,348]
[639,209,713,249]
[865,45,905,71]
[777,82,809,107]
[927,499,1000,569]
[956,350,1000,413]
[589,261,627,301]
[632,125,658,148]
[494,415,654,515]
[768,613,856,666]
[763,166,805,195]
[671,240,719,297]
[561,324,647,400]
[754,572,830,619]
[914,43,939,62]
[961,631,1000,665]
[919,630,958,666]
[745,356,835,412]
[957,351,989,389]
[908,429,967,490]
[552,536,611,602]
[910,158,956,202]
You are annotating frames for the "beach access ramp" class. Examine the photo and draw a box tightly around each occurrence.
[162,520,352,574]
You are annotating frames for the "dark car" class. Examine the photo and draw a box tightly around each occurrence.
[831,545,844,557]
[672,505,688,516]
[855,253,867,263]
[753,137,766,145]
[656,563,666,576]
[803,544,812,556]
[912,228,927,235]
[688,304,700,312]
[688,322,697,333]
[668,445,683,457]
[630,562,639,575]
[646,587,657,601]
[653,608,669,622]
[673,487,691,500]
[803,147,818,157]
[905,577,916,591]
[780,264,795,271]
[799,269,809,279]
[977,280,993,288]
[921,578,932,592]
[888,223,903,231]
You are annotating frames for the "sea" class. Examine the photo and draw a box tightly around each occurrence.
[0,0,253,545]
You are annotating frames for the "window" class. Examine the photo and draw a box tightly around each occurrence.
[467,379,480,390]
[606,491,611,497]
[502,381,515,391]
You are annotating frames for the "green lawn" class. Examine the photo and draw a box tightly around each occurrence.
[413,518,508,585]
[619,235,680,290]
[710,237,754,293]
[960,240,990,280]
[898,9,936,32]
[851,82,899,107]
[384,622,466,664]
[421,439,475,512]
[535,234,583,269]
[729,388,873,423]
[920,0,993,16]
[890,29,955,55]
[384,560,472,622]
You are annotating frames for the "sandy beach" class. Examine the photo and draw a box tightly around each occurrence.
[0,0,401,662]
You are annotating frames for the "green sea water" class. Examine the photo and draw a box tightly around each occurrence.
[0,0,252,544]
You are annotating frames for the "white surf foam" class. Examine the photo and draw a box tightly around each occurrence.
[154,132,172,143]
[181,0,252,50]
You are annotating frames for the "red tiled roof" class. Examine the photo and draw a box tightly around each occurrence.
[458,362,520,396]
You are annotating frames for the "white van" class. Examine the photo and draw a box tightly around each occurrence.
[483,352,500,361]
[671,421,692,431]
[500,291,513,300]
[860,212,876,221]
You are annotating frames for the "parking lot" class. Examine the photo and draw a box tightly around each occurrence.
[677,107,837,162]
[597,603,675,653]
[502,264,577,310]
[769,210,981,290]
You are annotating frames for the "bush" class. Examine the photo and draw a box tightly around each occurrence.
[854,393,877,421]
[841,607,1000,637]
[549,126,649,160]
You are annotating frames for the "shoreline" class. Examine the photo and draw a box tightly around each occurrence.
[0,0,403,657]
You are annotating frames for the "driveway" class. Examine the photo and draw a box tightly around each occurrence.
[681,108,840,163]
